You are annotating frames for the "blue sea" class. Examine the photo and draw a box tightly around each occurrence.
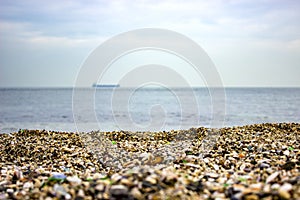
[0,88,299,133]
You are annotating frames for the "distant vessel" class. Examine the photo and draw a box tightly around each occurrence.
[92,83,120,88]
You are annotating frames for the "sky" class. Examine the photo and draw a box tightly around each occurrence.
[0,0,300,87]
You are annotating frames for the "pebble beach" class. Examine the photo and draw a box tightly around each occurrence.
[0,123,299,199]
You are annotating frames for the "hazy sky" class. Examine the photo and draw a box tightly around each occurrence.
[0,0,299,87]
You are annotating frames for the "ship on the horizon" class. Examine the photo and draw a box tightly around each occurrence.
[92,83,120,88]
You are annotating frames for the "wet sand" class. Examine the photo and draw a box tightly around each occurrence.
[0,123,299,199]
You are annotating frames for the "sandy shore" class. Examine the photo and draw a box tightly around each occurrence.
[0,123,299,199]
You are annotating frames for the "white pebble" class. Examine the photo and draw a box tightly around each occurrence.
[283,150,290,156]
[271,183,280,190]
[6,189,14,193]
[280,183,293,192]
[66,176,82,184]
[23,182,33,189]
[213,164,220,171]
[266,171,279,183]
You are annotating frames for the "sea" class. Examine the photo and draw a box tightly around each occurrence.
[0,87,299,133]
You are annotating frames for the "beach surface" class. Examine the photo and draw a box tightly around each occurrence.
[0,123,299,199]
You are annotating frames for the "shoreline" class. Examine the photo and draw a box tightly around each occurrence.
[1,121,300,135]
[0,123,299,199]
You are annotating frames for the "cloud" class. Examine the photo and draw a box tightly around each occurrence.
[0,0,300,87]
[1,0,299,41]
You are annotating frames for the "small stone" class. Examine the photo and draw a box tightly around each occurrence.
[131,187,143,199]
[95,184,105,192]
[23,181,33,189]
[139,152,150,161]
[239,163,246,171]
[249,183,262,191]
[233,184,246,192]
[283,150,290,156]
[280,183,293,192]
[244,194,259,200]
[120,178,132,186]
[77,189,85,197]
[213,164,220,171]
[206,172,219,179]
[111,173,122,183]
[243,168,251,173]
[67,176,82,185]
[145,176,157,185]
[65,194,71,200]
[51,172,66,179]
[263,184,271,193]
[110,185,129,197]
[151,156,164,165]
[223,160,231,169]
[226,179,234,185]
[258,163,270,169]
[278,189,291,200]
[123,161,135,168]
[13,169,23,180]
[282,161,295,170]
[34,179,41,188]
[6,188,14,193]
[93,173,107,179]
[0,181,8,186]
[53,183,71,199]
[266,172,279,183]
[186,163,201,168]
[271,183,280,190]
[0,193,8,200]
[232,192,243,200]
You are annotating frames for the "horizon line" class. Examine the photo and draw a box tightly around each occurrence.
[1,86,300,89]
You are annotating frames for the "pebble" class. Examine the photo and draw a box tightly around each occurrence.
[66,176,82,185]
[145,176,157,185]
[0,194,8,200]
[283,150,290,156]
[51,172,66,179]
[0,123,299,199]
[111,173,122,183]
[110,185,128,196]
[93,173,106,179]
[206,172,219,179]
[151,156,164,165]
[131,187,143,199]
[278,188,291,199]
[271,183,280,190]
[213,164,220,171]
[6,188,14,193]
[53,184,71,199]
[258,162,270,169]
[139,152,150,161]
[280,183,293,192]
[77,189,85,198]
[0,181,8,186]
[266,171,279,183]
[249,183,262,191]
[120,178,132,186]
[186,163,201,168]
[23,181,33,189]
[244,194,259,200]
[95,184,105,191]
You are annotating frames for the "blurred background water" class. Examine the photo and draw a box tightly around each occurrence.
[0,87,299,133]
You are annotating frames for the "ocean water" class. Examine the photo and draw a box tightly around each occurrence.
[0,88,299,133]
